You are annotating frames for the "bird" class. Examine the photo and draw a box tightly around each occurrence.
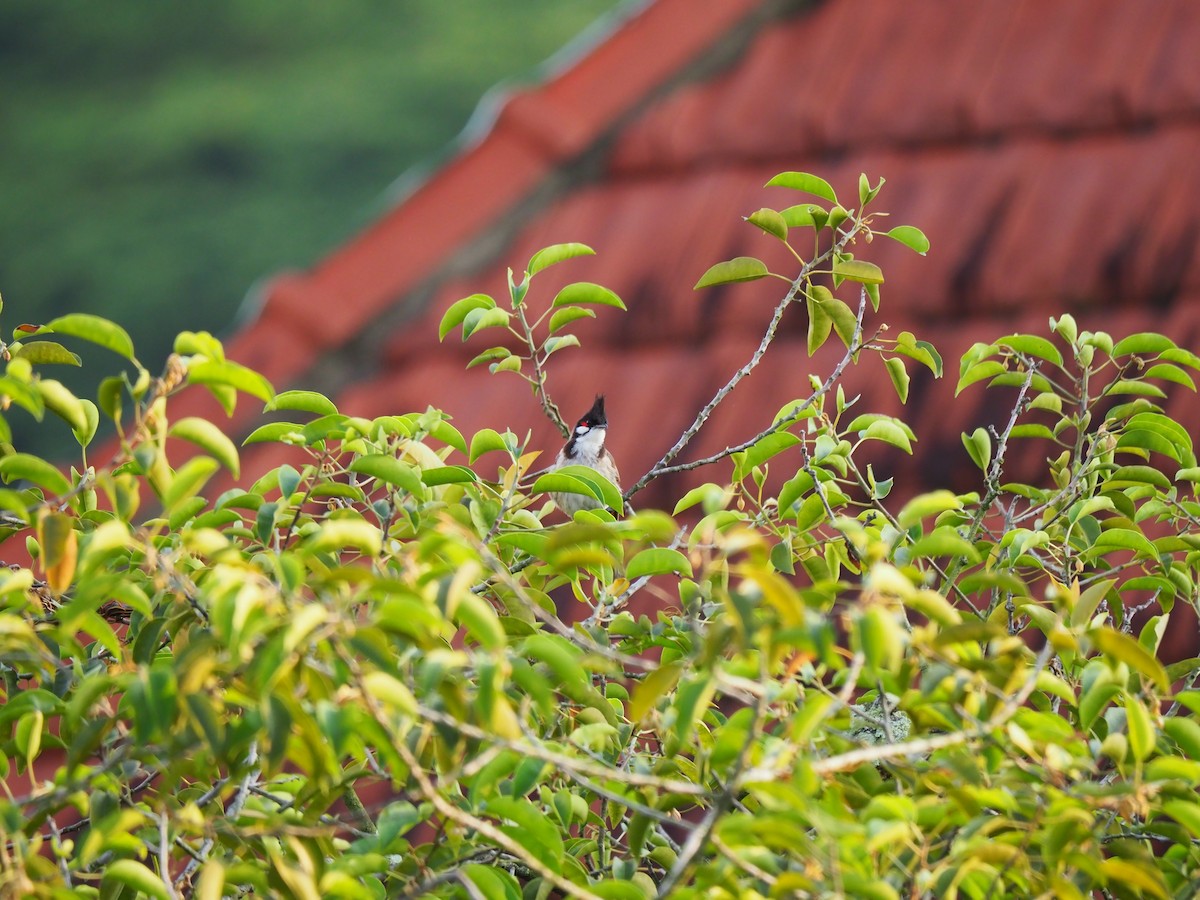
[552,394,621,515]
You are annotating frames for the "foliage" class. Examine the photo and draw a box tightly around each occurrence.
[3,172,1200,899]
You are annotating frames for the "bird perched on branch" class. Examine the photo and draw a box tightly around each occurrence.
[552,395,621,514]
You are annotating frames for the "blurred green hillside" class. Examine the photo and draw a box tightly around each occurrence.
[0,0,623,452]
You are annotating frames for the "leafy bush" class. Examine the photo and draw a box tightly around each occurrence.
[2,172,1199,899]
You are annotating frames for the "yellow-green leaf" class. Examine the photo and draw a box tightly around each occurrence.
[627,548,692,579]
[550,282,626,310]
[694,257,769,289]
[13,341,81,366]
[527,242,595,277]
[0,453,71,495]
[765,171,838,204]
[439,294,495,340]
[39,313,136,360]
[170,417,240,478]
[746,208,788,240]
[264,390,338,416]
[189,360,274,403]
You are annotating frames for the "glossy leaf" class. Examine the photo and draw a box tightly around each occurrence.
[746,208,788,240]
[548,306,595,333]
[189,359,274,403]
[439,294,495,340]
[0,453,72,495]
[170,417,240,477]
[526,242,595,277]
[884,357,909,403]
[962,427,992,472]
[38,313,136,360]
[462,306,512,340]
[13,340,81,366]
[694,257,769,289]
[551,282,626,310]
[765,171,838,204]
[882,224,930,255]
[833,258,884,285]
[264,390,338,416]
[627,548,692,579]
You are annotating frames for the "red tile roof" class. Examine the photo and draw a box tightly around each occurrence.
[181,0,1200,653]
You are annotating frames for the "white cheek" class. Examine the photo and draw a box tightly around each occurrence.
[575,425,589,435]
[575,428,606,454]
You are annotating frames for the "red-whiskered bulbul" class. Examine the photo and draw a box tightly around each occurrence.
[553,395,621,514]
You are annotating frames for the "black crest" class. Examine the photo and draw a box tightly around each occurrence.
[577,394,607,430]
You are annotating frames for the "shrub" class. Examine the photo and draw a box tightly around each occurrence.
[2,172,1198,898]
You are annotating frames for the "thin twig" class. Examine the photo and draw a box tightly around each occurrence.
[623,234,865,501]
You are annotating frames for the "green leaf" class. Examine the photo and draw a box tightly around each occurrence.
[780,203,827,228]
[548,306,595,333]
[533,466,623,511]
[39,313,136,360]
[551,282,625,310]
[806,292,833,355]
[420,465,478,486]
[305,518,382,556]
[170,417,240,478]
[897,491,962,530]
[242,422,304,445]
[765,171,838,204]
[526,242,595,277]
[462,865,521,900]
[189,360,274,403]
[1089,627,1169,692]
[746,208,788,240]
[490,356,522,374]
[627,548,692,579]
[37,379,87,433]
[1124,695,1155,763]
[827,296,859,348]
[73,399,99,449]
[466,347,513,369]
[469,428,513,463]
[0,453,71,495]
[694,257,769,289]
[13,341,81,366]
[102,860,171,900]
[0,375,44,419]
[962,427,992,472]
[882,225,930,255]
[439,294,495,340]
[462,306,511,340]
[543,334,580,357]
[1117,430,1185,464]
[833,258,884,285]
[996,334,1064,367]
[736,432,800,474]
[884,357,909,403]
[1142,363,1197,391]
[264,390,338,416]
[629,661,683,723]
[349,455,423,496]
[162,456,220,512]
[861,420,912,454]
[1090,528,1160,560]
[1112,333,1176,357]
[908,527,979,562]
[483,796,565,873]
[1106,465,1172,491]
[956,360,1007,396]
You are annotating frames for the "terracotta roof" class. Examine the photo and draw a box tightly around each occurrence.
[181,0,1200,647]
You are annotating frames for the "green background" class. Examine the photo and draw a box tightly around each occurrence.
[0,0,623,451]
